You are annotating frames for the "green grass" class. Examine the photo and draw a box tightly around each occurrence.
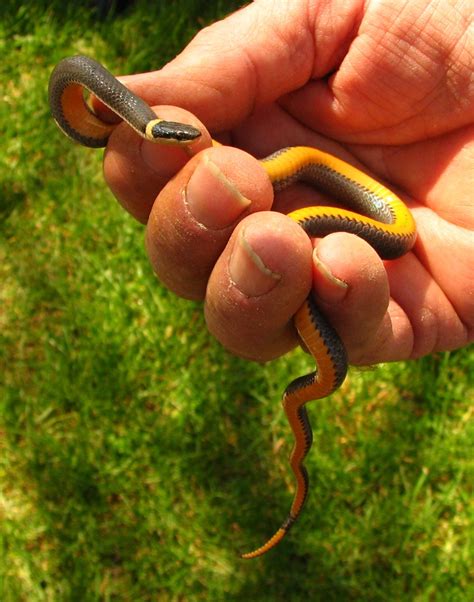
[0,1,472,600]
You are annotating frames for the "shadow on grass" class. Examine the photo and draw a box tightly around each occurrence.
[0,182,28,223]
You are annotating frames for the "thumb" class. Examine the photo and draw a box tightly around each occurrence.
[118,0,361,132]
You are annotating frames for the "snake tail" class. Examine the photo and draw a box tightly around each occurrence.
[241,295,347,559]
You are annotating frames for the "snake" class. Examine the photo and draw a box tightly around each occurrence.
[48,55,417,559]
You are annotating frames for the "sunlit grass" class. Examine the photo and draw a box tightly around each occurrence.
[1,1,472,600]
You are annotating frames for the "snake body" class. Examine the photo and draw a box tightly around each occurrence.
[49,56,416,559]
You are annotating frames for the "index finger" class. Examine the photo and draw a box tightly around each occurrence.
[116,0,361,132]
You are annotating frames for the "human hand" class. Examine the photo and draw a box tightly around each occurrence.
[103,0,473,364]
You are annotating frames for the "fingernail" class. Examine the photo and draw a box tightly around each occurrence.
[185,156,251,229]
[229,226,281,297]
[313,248,348,303]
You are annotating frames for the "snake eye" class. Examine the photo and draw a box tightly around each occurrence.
[148,119,202,144]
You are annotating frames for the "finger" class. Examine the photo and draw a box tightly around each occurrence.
[386,249,472,358]
[411,210,474,345]
[115,0,362,132]
[313,231,470,364]
[311,232,397,365]
[103,106,212,223]
[205,211,313,361]
[280,2,472,144]
[146,145,273,300]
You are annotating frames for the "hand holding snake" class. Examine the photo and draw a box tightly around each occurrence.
[49,0,473,557]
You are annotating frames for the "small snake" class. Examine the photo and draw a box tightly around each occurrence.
[49,55,417,559]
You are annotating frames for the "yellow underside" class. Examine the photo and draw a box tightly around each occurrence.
[263,146,416,239]
[60,84,115,142]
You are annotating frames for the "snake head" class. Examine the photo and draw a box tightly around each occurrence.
[145,119,202,145]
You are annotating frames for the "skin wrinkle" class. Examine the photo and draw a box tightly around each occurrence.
[416,306,439,357]
[387,300,415,359]
[404,38,458,120]
[235,45,262,125]
[158,70,232,128]
[350,298,414,365]
[347,4,408,76]
[417,0,467,74]
[408,303,438,359]
[246,3,317,115]
[286,0,472,141]
[309,0,366,78]
[398,0,472,122]
[406,2,470,121]
[165,2,315,131]
[249,4,314,107]
[390,238,470,355]
[330,50,405,132]
[413,209,473,337]
[358,31,433,122]
[354,311,398,365]
[217,19,261,119]
[313,3,363,76]
[445,34,474,114]
[159,36,254,130]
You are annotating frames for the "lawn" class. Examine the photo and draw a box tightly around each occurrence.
[0,1,472,600]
